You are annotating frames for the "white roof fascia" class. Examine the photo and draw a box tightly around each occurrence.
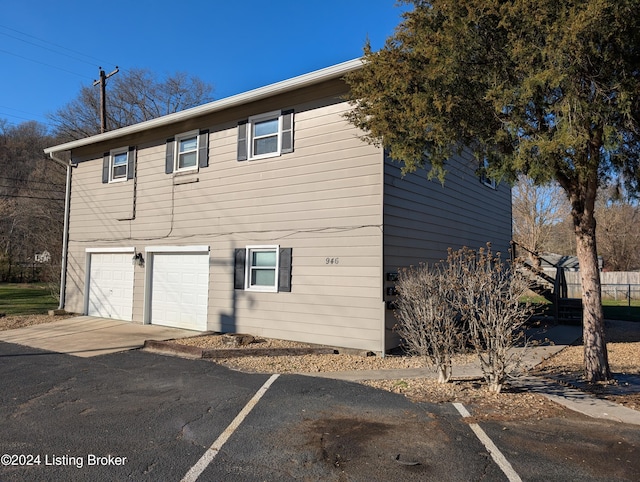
[45,58,364,155]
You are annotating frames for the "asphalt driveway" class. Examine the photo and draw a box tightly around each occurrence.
[1,340,639,481]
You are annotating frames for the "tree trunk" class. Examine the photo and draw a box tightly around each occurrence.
[437,361,452,384]
[574,216,611,382]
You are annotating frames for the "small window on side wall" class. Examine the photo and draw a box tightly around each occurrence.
[248,247,278,290]
[234,246,292,292]
[177,133,198,170]
[102,146,136,183]
[237,109,294,161]
[165,129,209,174]
[479,158,496,189]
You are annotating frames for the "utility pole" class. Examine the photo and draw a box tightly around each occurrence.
[93,66,119,133]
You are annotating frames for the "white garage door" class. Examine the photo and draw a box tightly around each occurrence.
[88,252,134,321]
[150,252,209,331]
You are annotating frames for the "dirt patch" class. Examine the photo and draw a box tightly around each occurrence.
[532,319,640,411]
[362,378,572,422]
[281,410,457,481]
[0,313,74,331]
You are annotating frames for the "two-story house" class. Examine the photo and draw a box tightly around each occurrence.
[45,59,512,354]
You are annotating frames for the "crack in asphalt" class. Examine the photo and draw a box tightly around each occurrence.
[177,406,213,445]
[11,377,77,418]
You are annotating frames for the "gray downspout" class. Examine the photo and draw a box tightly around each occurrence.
[48,153,73,310]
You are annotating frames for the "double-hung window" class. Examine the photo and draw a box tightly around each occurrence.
[176,131,198,172]
[111,149,128,181]
[252,114,280,157]
[165,129,209,174]
[479,158,496,189]
[102,146,135,183]
[234,245,293,292]
[247,247,279,291]
[237,109,294,161]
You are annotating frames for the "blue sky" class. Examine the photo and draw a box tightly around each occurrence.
[0,0,407,131]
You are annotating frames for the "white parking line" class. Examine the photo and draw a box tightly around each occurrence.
[453,402,522,482]
[181,374,280,482]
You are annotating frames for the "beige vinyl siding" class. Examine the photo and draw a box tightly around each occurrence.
[64,87,386,352]
[383,152,512,266]
[382,151,512,347]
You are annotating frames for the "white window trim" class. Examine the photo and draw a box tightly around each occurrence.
[245,245,279,292]
[481,174,496,189]
[175,130,200,172]
[248,110,282,161]
[145,245,210,254]
[86,247,135,253]
[480,158,497,189]
[109,147,129,183]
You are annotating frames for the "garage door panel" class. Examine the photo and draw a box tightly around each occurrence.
[88,252,134,321]
[150,252,209,331]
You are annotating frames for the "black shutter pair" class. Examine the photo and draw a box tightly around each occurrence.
[233,248,292,292]
[237,109,294,161]
[101,146,136,183]
[165,129,210,174]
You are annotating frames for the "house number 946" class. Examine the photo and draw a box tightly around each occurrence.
[325,257,340,265]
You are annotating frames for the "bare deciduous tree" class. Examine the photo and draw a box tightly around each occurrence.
[595,190,640,271]
[0,121,64,283]
[512,176,568,266]
[394,263,463,383]
[49,68,214,141]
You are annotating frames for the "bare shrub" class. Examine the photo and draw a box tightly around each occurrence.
[394,263,463,383]
[449,245,535,393]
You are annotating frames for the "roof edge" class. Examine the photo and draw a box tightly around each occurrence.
[45,58,363,154]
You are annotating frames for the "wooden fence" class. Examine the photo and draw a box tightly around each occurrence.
[548,270,640,300]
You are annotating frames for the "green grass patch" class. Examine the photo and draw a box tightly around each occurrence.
[523,297,640,322]
[0,283,59,315]
[602,304,640,323]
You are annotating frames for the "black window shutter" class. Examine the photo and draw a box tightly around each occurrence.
[237,121,248,161]
[165,138,175,174]
[102,152,110,183]
[234,248,246,289]
[198,129,209,168]
[281,109,294,154]
[278,247,292,292]
[127,146,136,180]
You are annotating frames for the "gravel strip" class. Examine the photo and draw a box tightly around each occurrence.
[3,315,639,420]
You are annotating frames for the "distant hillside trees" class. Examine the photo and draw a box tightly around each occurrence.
[49,68,214,141]
[513,176,640,271]
[0,120,64,283]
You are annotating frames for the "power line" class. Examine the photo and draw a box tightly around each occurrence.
[0,47,92,79]
[0,23,116,68]
[0,185,65,194]
[0,30,100,68]
[0,111,37,123]
[0,193,64,201]
[0,48,92,80]
[0,105,52,123]
[0,111,50,125]
[0,176,64,185]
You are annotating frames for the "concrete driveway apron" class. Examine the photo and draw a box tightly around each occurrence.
[0,316,200,357]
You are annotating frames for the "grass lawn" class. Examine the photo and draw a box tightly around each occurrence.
[525,297,640,322]
[602,301,640,323]
[0,283,59,315]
